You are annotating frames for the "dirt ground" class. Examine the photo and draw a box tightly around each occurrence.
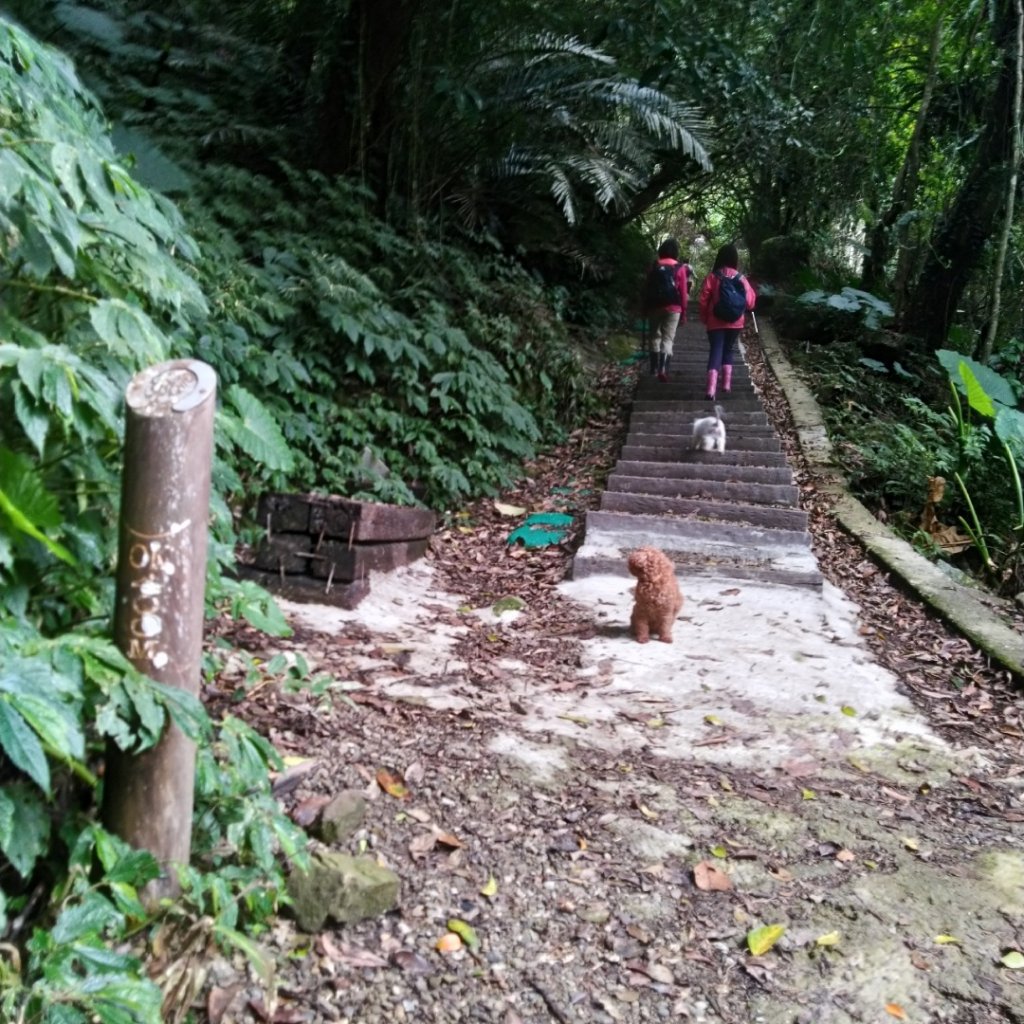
[197,353,1024,1024]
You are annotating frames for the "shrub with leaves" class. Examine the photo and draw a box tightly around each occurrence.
[185,163,592,509]
[0,18,304,1020]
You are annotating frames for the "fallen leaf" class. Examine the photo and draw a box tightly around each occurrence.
[768,866,794,882]
[885,1003,907,1020]
[315,933,386,968]
[408,832,437,859]
[376,769,410,800]
[704,714,723,726]
[435,933,461,953]
[815,931,841,947]
[693,860,732,892]
[835,849,856,863]
[494,501,528,517]
[290,795,331,828]
[391,949,433,974]
[207,986,240,1024]
[557,714,590,726]
[934,935,959,945]
[406,807,432,823]
[802,788,816,801]
[709,845,728,859]
[446,918,480,951]
[638,804,659,820]
[480,875,499,898]
[1001,950,1024,969]
[746,924,786,956]
[902,837,920,852]
[841,705,857,717]
[645,963,674,985]
[432,827,463,848]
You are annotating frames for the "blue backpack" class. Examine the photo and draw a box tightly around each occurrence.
[712,271,748,321]
[645,262,684,308]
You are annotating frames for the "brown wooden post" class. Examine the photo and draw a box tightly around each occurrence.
[102,359,216,903]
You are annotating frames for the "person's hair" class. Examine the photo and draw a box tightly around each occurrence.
[712,243,739,271]
[657,237,680,260]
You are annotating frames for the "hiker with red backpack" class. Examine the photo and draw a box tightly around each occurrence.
[698,243,756,401]
[643,238,691,383]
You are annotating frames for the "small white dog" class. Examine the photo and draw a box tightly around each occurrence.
[692,405,726,453]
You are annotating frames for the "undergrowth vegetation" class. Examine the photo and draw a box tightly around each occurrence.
[778,292,1024,598]
[0,12,598,1020]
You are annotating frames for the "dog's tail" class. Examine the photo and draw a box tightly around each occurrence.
[714,404,724,421]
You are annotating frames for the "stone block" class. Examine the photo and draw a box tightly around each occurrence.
[287,852,400,932]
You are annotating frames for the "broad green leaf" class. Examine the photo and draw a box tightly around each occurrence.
[994,406,1024,446]
[123,675,167,747]
[150,681,209,742]
[13,383,50,454]
[51,891,122,943]
[0,449,75,563]
[0,700,50,793]
[6,689,85,760]
[747,923,786,956]
[89,298,167,364]
[959,361,996,418]
[222,385,295,472]
[50,141,86,210]
[936,350,1017,410]
[0,783,51,876]
[214,924,275,986]
[0,788,14,847]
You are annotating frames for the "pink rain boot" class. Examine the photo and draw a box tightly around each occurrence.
[722,364,733,396]
[705,368,718,401]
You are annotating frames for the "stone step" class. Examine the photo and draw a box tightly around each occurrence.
[627,432,782,453]
[599,491,808,532]
[620,444,790,466]
[634,385,757,399]
[615,460,795,486]
[627,425,777,443]
[607,474,800,507]
[571,512,821,589]
[630,410,770,427]
[632,399,764,413]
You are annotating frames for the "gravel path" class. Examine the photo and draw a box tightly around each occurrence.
[194,350,1024,1024]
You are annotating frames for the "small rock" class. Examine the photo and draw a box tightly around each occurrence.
[287,851,400,931]
[317,790,368,844]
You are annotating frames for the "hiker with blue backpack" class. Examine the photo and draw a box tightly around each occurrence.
[643,237,691,383]
[698,243,757,401]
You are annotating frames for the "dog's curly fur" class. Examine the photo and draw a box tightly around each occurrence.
[627,547,684,644]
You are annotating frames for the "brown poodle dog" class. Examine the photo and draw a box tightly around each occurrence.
[627,547,684,644]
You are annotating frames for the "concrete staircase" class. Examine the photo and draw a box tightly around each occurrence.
[572,317,822,588]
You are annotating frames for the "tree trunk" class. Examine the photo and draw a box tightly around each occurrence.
[314,0,419,183]
[902,0,1018,346]
[861,15,943,294]
[981,0,1024,361]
